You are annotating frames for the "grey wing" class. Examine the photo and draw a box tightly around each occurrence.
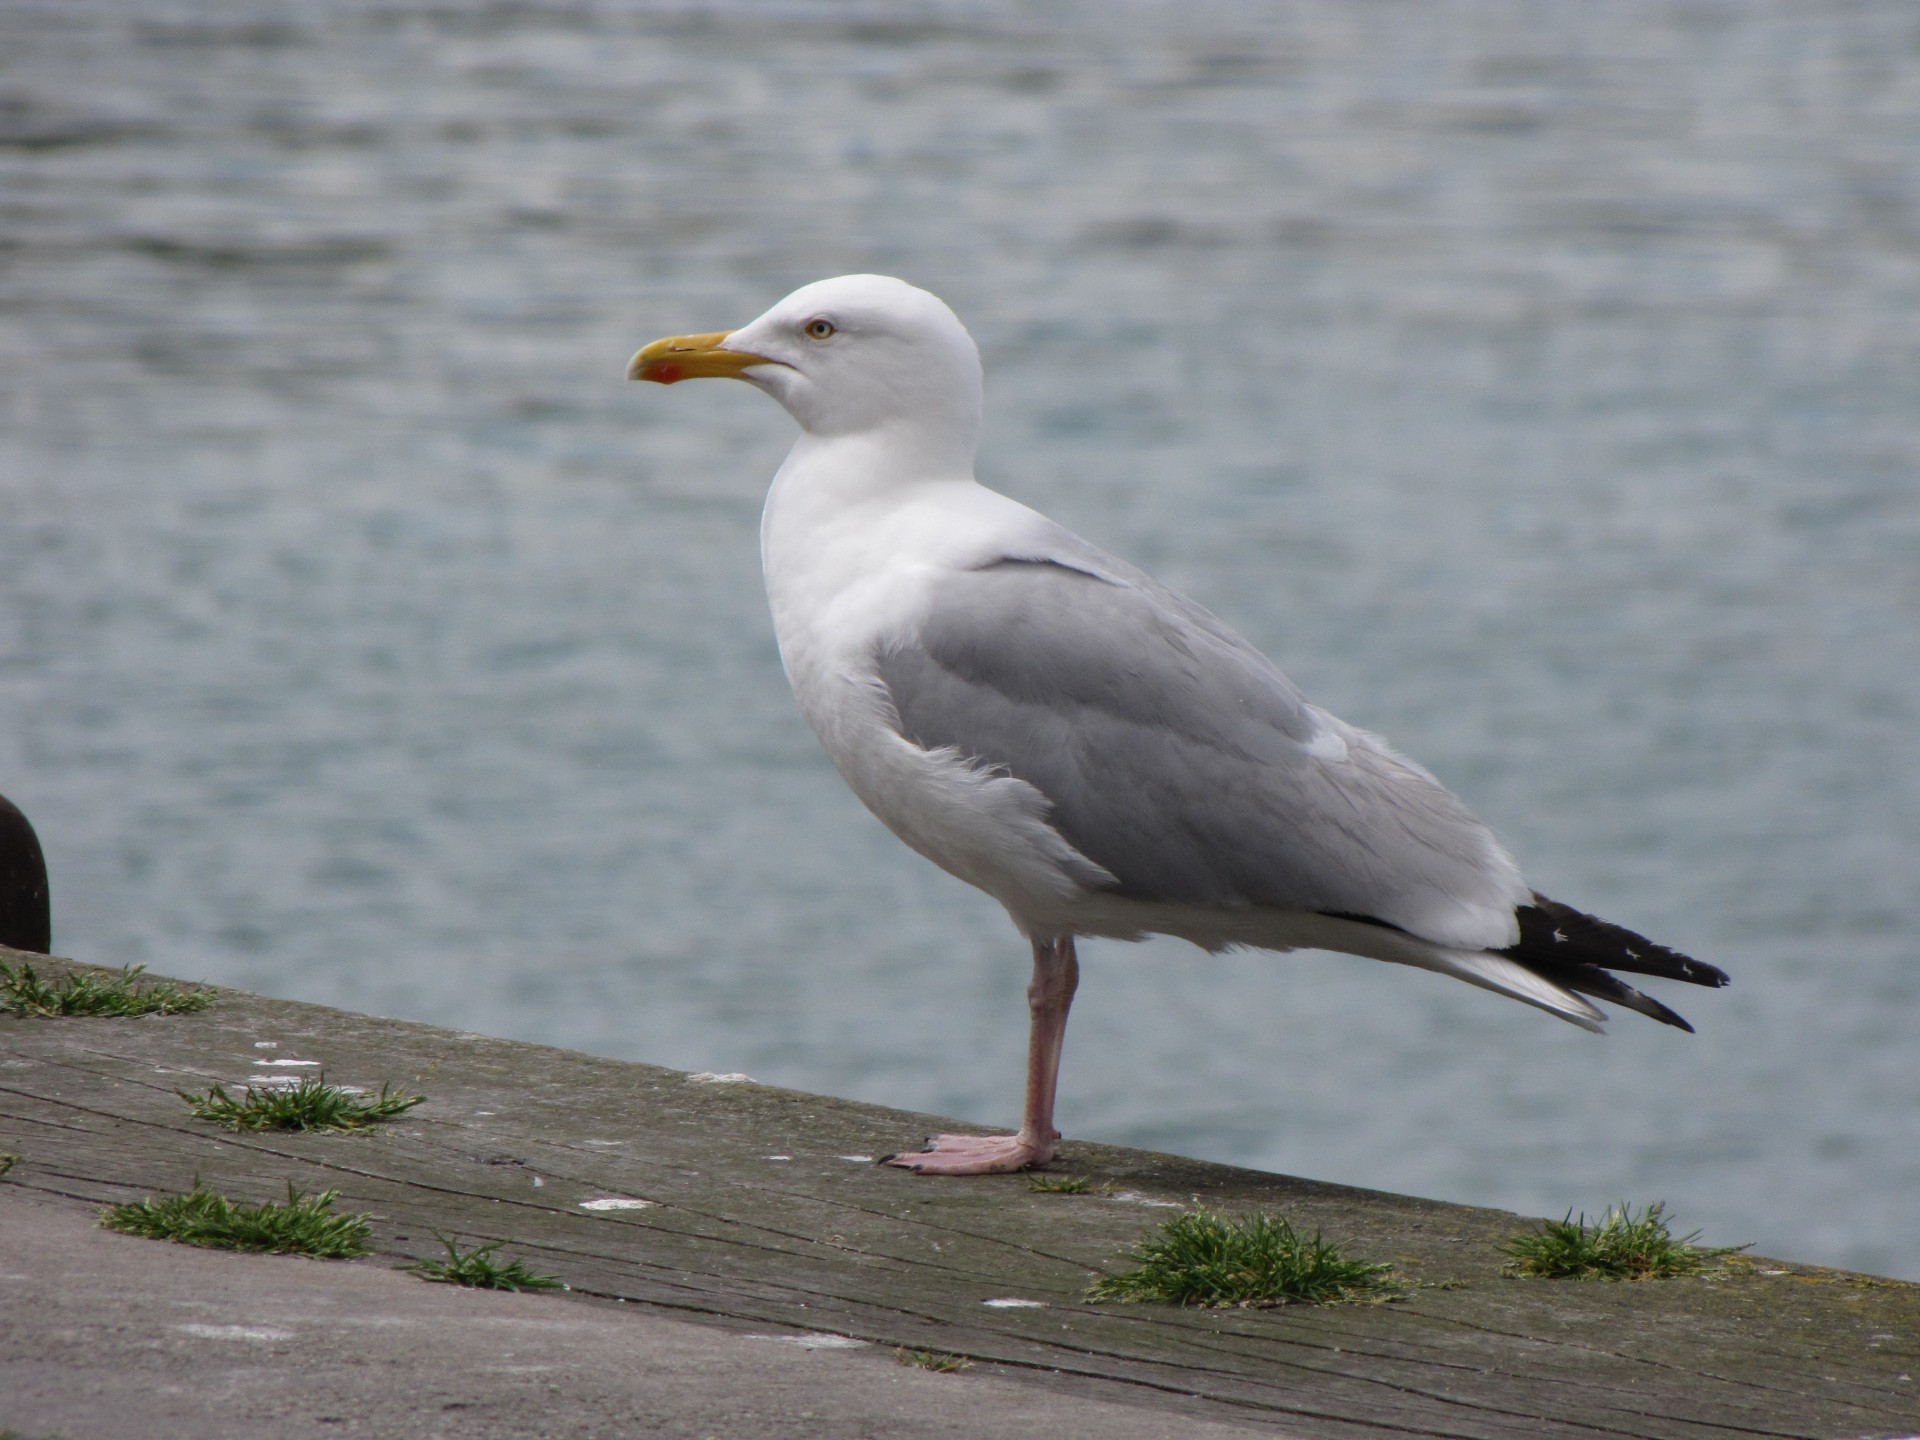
[874,546,1524,946]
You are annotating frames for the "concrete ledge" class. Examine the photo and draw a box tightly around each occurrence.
[3,948,1916,1439]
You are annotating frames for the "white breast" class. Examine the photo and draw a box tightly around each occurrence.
[757,442,1114,929]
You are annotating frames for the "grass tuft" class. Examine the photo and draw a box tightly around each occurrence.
[405,1234,563,1291]
[895,1346,972,1373]
[181,1075,425,1133]
[101,1180,372,1257]
[1,958,212,1018]
[1025,1172,1090,1194]
[1504,1202,1748,1280]
[1088,1205,1396,1308]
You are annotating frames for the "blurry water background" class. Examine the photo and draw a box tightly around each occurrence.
[3,0,1917,1278]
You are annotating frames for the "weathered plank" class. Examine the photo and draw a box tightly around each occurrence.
[2,949,1914,1439]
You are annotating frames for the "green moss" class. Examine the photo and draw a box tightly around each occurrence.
[1025,1172,1090,1194]
[894,1346,972,1372]
[1089,1206,1396,1308]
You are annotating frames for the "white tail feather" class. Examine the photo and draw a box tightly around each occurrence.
[1419,949,1607,1031]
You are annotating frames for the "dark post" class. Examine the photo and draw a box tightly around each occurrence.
[0,793,51,953]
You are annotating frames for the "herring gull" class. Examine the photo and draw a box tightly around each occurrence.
[628,274,1727,1176]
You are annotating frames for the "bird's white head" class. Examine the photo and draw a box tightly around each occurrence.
[630,275,984,473]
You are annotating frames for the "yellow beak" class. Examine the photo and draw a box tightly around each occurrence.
[626,331,775,385]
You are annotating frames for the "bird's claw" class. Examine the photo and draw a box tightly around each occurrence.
[880,1132,1048,1176]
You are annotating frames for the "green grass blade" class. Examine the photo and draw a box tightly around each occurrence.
[180,1075,425,1133]
[1089,1206,1396,1308]
[101,1181,372,1257]
[1,958,212,1018]
[405,1233,563,1291]
[1503,1201,1748,1280]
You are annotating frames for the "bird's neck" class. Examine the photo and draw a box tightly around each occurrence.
[780,426,976,499]
[762,430,974,583]
[759,430,1017,696]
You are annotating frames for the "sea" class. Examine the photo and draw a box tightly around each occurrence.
[3,0,1916,1279]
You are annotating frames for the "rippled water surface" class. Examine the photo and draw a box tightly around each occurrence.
[4,0,1917,1278]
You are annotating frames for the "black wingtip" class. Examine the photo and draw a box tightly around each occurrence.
[1640,994,1696,1033]
[1503,893,1723,1033]
[1511,894,1723,988]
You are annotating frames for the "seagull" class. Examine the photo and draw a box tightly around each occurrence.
[629,274,1727,1176]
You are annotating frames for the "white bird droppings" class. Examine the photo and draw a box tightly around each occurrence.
[982,1298,1046,1309]
[1105,1191,1183,1208]
[177,1323,296,1342]
[579,1197,654,1212]
[752,1333,867,1350]
[688,1072,755,1085]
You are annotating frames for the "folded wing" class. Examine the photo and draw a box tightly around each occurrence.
[874,538,1529,953]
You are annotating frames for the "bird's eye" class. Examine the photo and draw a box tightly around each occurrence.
[803,318,836,341]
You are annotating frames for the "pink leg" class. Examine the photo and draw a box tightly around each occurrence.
[885,936,1079,1176]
